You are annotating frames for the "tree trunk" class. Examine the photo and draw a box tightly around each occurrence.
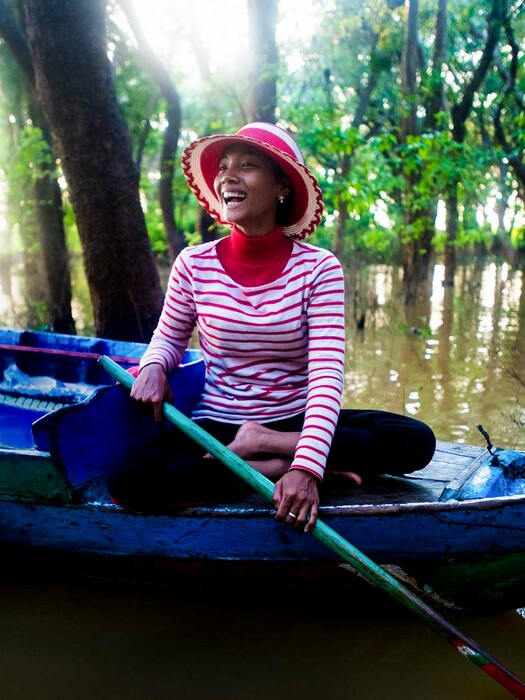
[198,209,220,244]
[0,0,75,333]
[333,158,349,261]
[400,0,433,305]
[19,218,45,327]
[23,0,164,341]
[400,0,418,138]
[120,0,186,262]
[425,0,447,131]
[28,95,76,333]
[33,172,76,333]
[445,0,505,283]
[444,189,457,285]
[450,0,506,144]
[333,67,379,258]
[403,0,448,304]
[247,0,278,122]
[187,13,229,243]
[493,24,525,201]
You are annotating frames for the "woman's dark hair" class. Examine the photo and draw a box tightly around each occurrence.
[271,161,294,227]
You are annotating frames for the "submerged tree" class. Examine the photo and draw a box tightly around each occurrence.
[443,0,507,282]
[23,0,164,340]
[0,0,75,333]
[492,7,525,259]
[399,0,432,304]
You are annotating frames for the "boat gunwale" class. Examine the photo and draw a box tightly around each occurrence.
[120,491,525,517]
[4,488,525,519]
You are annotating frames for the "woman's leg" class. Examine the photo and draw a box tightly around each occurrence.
[107,420,248,509]
[326,409,436,479]
[215,410,435,483]
[107,410,436,509]
[223,416,364,484]
[224,420,299,458]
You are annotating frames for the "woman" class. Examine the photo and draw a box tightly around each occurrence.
[108,122,435,533]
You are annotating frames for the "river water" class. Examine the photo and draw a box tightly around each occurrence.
[343,262,525,451]
[1,260,525,699]
[2,569,525,699]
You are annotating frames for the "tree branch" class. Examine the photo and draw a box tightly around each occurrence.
[451,0,507,142]
[119,0,185,260]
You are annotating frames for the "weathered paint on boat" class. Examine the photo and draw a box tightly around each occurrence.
[0,328,149,500]
[0,447,72,503]
[2,475,525,562]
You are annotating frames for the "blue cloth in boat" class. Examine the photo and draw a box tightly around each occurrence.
[106,409,435,511]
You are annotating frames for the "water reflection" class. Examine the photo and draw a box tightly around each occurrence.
[344,262,525,449]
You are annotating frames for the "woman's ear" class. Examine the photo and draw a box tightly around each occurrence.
[279,176,291,199]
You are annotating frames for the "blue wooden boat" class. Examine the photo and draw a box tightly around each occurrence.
[0,327,146,447]
[1,329,525,611]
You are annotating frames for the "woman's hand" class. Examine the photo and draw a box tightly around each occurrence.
[273,469,320,534]
[130,363,173,422]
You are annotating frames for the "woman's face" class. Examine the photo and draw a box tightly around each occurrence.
[214,144,289,237]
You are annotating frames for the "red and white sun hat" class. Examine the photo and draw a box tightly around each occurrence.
[181,122,324,240]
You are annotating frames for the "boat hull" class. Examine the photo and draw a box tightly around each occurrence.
[2,490,525,562]
[2,487,525,609]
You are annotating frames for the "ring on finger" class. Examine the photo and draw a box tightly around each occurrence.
[288,511,297,519]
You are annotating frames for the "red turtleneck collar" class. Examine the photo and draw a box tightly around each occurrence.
[217,225,293,287]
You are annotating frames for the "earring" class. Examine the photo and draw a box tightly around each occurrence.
[278,194,285,204]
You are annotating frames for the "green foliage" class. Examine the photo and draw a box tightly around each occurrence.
[13,125,56,184]
[1,0,524,300]
[4,125,41,250]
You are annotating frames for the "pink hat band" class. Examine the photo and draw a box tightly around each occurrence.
[235,123,305,165]
[181,122,323,240]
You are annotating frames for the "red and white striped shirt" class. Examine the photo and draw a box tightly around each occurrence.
[140,232,345,480]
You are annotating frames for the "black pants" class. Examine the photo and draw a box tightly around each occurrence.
[107,410,436,510]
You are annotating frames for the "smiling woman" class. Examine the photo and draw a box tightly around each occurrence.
[108,122,337,530]
[106,120,435,536]
[181,121,323,239]
[214,145,289,236]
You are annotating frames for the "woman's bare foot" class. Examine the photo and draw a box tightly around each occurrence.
[225,421,300,460]
[224,421,262,459]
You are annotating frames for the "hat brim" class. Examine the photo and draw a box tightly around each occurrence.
[181,134,324,240]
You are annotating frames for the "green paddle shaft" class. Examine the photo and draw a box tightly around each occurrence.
[99,356,525,698]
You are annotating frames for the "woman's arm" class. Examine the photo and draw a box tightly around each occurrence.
[139,250,198,373]
[274,252,346,532]
[132,251,197,419]
[289,253,346,480]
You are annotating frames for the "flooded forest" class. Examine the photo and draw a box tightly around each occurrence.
[1,0,524,449]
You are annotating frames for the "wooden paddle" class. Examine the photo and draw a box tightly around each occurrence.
[100,355,525,699]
